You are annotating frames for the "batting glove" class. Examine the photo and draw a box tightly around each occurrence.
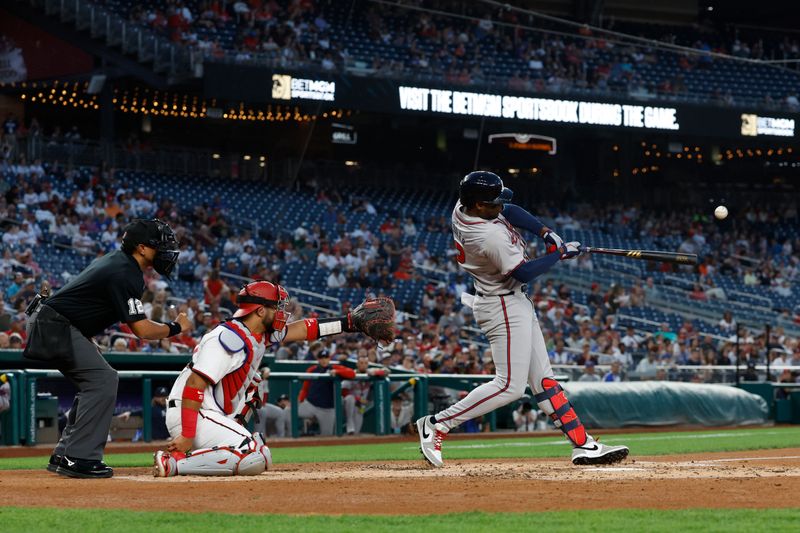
[543,230,564,253]
[559,241,582,260]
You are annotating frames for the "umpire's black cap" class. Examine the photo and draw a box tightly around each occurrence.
[121,219,180,278]
[121,219,173,252]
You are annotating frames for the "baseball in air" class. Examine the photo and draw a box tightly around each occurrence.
[714,205,728,220]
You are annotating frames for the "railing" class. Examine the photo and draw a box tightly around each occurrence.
[4,364,797,446]
[18,136,268,179]
[0,369,423,444]
[31,0,197,82]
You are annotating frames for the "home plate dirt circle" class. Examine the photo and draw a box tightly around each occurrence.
[115,454,800,482]
[3,449,800,514]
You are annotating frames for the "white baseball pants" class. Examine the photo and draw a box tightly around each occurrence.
[435,291,554,430]
[166,403,252,448]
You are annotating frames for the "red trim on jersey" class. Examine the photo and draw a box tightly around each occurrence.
[439,296,512,422]
[198,411,251,439]
[191,368,216,385]
[454,210,487,225]
[218,321,256,415]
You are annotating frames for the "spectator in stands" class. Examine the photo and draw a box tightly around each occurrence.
[603,361,624,382]
[633,270,653,293]
[636,348,660,379]
[111,338,128,352]
[689,283,707,301]
[621,326,643,351]
[548,338,572,364]
[326,267,347,288]
[578,361,601,382]
[719,311,737,333]
[203,269,225,305]
[8,332,23,349]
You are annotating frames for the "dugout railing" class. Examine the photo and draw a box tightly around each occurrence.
[0,368,502,445]
[2,365,799,446]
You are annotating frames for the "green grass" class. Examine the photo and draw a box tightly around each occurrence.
[1,426,799,470]
[1,508,799,532]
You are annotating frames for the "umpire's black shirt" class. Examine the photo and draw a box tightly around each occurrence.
[46,250,147,337]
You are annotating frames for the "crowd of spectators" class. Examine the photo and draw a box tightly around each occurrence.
[553,202,800,310]
[108,0,800,109]
[2,143,799,387]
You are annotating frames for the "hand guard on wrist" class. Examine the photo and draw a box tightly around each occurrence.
[543,230,564,253]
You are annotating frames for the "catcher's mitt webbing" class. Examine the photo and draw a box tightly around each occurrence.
[350,297,396,343]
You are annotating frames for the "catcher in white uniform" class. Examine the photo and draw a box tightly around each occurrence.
[153,281,395,477]
[416,171,629,467]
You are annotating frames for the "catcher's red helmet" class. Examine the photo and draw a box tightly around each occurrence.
[233,280,290,330]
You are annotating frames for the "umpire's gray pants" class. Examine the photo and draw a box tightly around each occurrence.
[28,311,119,460]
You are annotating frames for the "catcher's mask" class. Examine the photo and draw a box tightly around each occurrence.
[234,280,290,331]
[121,218,180,278]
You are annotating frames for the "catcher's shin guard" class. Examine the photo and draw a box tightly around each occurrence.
[535,378,587,446]
[166,433,272,476]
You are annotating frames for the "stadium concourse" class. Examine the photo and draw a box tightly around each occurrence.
[1,147,799,399]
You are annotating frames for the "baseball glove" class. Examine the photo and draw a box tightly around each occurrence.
[349,297,396,343]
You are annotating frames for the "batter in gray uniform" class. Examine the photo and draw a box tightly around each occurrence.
[416,172,628,467]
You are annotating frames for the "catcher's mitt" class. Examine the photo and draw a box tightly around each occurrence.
[349,297,396,343]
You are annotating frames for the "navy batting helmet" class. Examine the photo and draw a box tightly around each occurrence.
[459,171,513,207]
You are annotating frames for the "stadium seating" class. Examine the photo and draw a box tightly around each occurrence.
[99,0,800,107]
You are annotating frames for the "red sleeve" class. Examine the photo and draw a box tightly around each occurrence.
[298,365,316,403]
[332,365,356,379]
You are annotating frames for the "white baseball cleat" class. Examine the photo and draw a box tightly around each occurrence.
[153,450,178,477]
[571,438,629,466]
[416,416,448,468]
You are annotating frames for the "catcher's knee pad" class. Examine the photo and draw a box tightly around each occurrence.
[174,434,272,476]
[535,378,587,447]
[237,432,272,476]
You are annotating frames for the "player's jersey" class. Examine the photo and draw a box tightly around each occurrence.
[169,319,287,416]
[342,378,372,402]
[451,200,528,295]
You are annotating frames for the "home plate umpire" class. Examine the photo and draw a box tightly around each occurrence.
[23,219,192,478]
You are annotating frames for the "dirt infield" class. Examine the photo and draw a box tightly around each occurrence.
[2,448,799,514]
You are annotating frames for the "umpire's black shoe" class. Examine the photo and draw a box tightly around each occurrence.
[46,454,63,473]
[55,456,114,479]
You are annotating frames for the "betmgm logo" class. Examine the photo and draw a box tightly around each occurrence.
[272,74,292,100]
[740,113,757,136]
[741,113,795,137]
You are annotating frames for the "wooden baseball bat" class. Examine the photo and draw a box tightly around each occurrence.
[583,246,698,265]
